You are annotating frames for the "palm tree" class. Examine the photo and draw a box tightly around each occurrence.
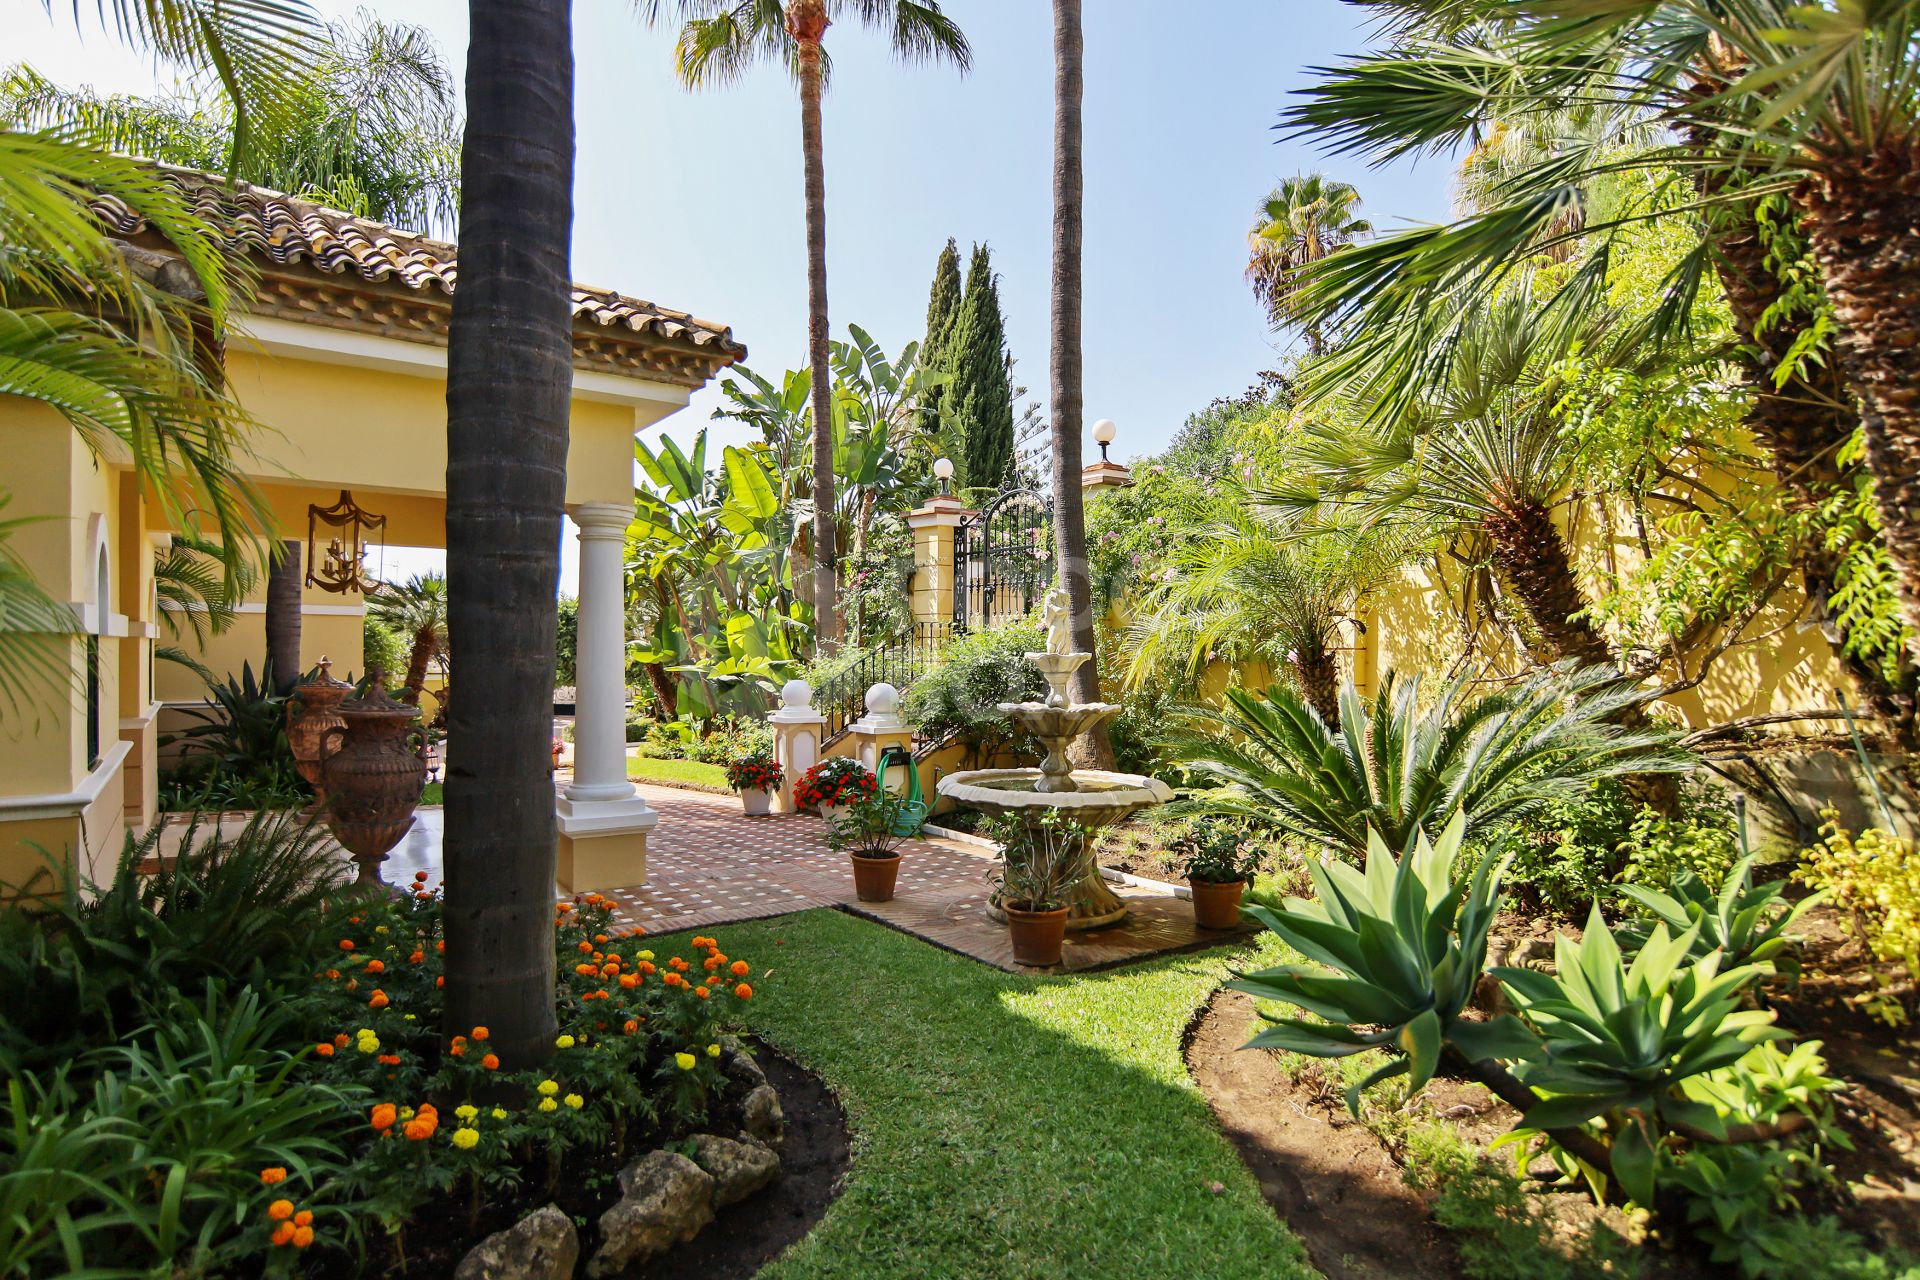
[1279,0,1920,671]
[368,572,449,703]
[1049,0,1114,768]
[263,541,301,696]
[1245,172,1372,352]
[637,0,971,657]
[1168,663,1687,858]
[1121,501,1418,722]
[3,12,463,233]
[441,0,574,1071]
[152,531,252,682]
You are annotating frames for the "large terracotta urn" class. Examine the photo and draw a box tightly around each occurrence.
[320,684,425,890]
[287,657,353,808]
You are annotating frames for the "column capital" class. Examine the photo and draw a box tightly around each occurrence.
[569,501,633,535]
[907,495,973,530]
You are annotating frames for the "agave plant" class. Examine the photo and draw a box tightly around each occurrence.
[1496,910,1785,1204]
[1231,813,1538,1113]
[1615,855,1823,979]
[1172,661,1688,857]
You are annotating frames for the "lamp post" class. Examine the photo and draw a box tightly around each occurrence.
[933,455,955,497]
[1092,418,1117,464]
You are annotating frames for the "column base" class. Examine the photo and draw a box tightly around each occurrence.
[555,795,657,894]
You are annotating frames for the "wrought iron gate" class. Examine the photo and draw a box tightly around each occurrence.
[953,488,1054,633]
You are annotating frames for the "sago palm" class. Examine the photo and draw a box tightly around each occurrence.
[636,0,971,654]
[1170,662,1688,858]
[1281,0,1920,667]
[1245,171,1372,351]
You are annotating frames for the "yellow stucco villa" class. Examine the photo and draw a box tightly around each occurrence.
[0,170,742,891]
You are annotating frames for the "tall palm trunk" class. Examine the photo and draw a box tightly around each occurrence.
[442,0,572,1071]
[264,539,301,695]
[1050,0,1113,769]
[1479,499,1614,667]
[1291,645,1340,725]
[1798,149,1920,670]
[790,1,838,656]
[400,627,436,704]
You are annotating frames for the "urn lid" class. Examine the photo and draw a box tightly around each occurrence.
[338,678,420,721]
[295,656,354,696]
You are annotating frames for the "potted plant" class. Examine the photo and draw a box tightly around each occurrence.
[989,810,1086,967]
[1173,818,1257,930]
[824,793,914,902]
[726,751,784,817]
[793,757,877,825]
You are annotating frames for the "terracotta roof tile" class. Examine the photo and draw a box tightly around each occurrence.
[91,167,746,365]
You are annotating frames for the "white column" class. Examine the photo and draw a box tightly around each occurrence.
[563,502,645,808]
[769,679,825,814]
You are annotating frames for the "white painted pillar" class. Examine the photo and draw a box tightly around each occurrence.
[566,502,640,803]
[770,679,825,814]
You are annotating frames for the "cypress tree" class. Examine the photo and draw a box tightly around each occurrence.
[917,238,963,445]
[949,242,1015,492]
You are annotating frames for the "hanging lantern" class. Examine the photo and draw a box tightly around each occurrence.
[306,490,387,594]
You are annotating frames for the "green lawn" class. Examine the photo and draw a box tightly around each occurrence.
[652,910,1314,1280]
[626,755,731,791]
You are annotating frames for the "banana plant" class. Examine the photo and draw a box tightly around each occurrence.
[1231,812,1539,1114]
[1614,856,1823,979]
[1495,911,1785,1205]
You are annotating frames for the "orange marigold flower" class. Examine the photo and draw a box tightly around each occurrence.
[601,963,619,978]
[556,902,574,914]
[623,1019,640,1034]
[370,1103,397,1132]
[575,963,596,976]
[436,975,445,988]
[414,870,429,883]
[577,940,593,954]
[593,933,608,944]
[639,961,657,975]
[436,939,446,953]
[315,1043,335,1057]
[325,969,340,980]
[734,983,753,999]
[695,986,710,1000]
[378,1054,401,1066]
[267,1199,295,1221]
[271,1222,297,1247]
[471,1026,489,1041]
[293,1210,313,1227]
[338,939,355,951]
[365,959,385,975]
[481,1053,500,1071]
[409,950,425,965]
[292,1224,315,1248]
[260,1167,287,1186]
[704,957,721,971]
[404,1117,435,1141]
[367,990,389,1010]
[730,960,750,977]
[711,953,728,966]
[333,1034,351,1049]
[661,972,683,988]
[415,890,432,900]
[669,957,689,972]
[619,973,639,989]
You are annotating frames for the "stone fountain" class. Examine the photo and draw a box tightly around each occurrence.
[937,585,1172,929]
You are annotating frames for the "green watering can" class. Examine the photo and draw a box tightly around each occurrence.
[875,745,929,836]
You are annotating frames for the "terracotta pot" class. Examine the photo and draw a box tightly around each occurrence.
[1189,877,1247,930]
[740,787,772,817]
[1005,903,1070,967]
[320,685,424,890]
[848,852,900,903]
[286,658,353,803]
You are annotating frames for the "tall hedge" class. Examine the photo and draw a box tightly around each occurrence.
[917,238,963,445]
[949,243,1015,493]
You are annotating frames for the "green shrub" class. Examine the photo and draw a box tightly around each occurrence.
[1105,676,1179,777]
[902,622,1046,765]
[1402,1124,1607,1280]
[1797,813,1920,1024]
[1507,779,1739,917]
[158,661,308,813]
[362,615,408,687]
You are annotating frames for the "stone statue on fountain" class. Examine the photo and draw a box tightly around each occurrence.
[1042,584,1073,657]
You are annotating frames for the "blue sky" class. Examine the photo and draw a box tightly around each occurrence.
[12,0,1454,584]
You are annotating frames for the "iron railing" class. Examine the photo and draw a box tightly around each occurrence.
[816,621,955,740]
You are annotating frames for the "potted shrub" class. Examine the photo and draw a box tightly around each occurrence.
[1173,818,1258,930]
[793,757,877,825]
[726,752,783,816]
[990,810,1087,967]
[824,793,914,902]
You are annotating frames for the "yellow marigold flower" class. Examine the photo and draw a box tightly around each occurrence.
[451,1127,480,1150]
[706,1043,721,1057]
[555,1034,576,1049]
[638,950,655,961]
[536,1080,559,1096]
[454,1104,478,1121]
[674,1051,696,1070]
[564,1093,584,1109]
[537,1097,558,1113]
[491,1107,509,1121]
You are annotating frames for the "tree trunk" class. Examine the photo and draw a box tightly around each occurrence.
[1479,500,1615,668]
[442,0,572,1071]
[400,627,435,704]
[643,660,677,722]
[1049,0,1113,770]
[1291,645,1340,726]
[1798,148,1920,670]
[264,539,301,695]
[791,3,838,656]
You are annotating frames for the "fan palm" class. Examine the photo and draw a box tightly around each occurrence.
[1245,171,1373,351]
[1280,0,1920,667]
[367,572,449,703]
[636,0,971,654]
[153,532,252,681]
[1121,497,1419,722]
[1169,662,1688,858]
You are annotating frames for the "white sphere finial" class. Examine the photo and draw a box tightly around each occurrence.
[864,682,900,717]
[1092,418,1117,445]
[932,456,955,480]
[781,678,813,709]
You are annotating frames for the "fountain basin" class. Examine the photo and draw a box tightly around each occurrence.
[938,767,1172,831]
